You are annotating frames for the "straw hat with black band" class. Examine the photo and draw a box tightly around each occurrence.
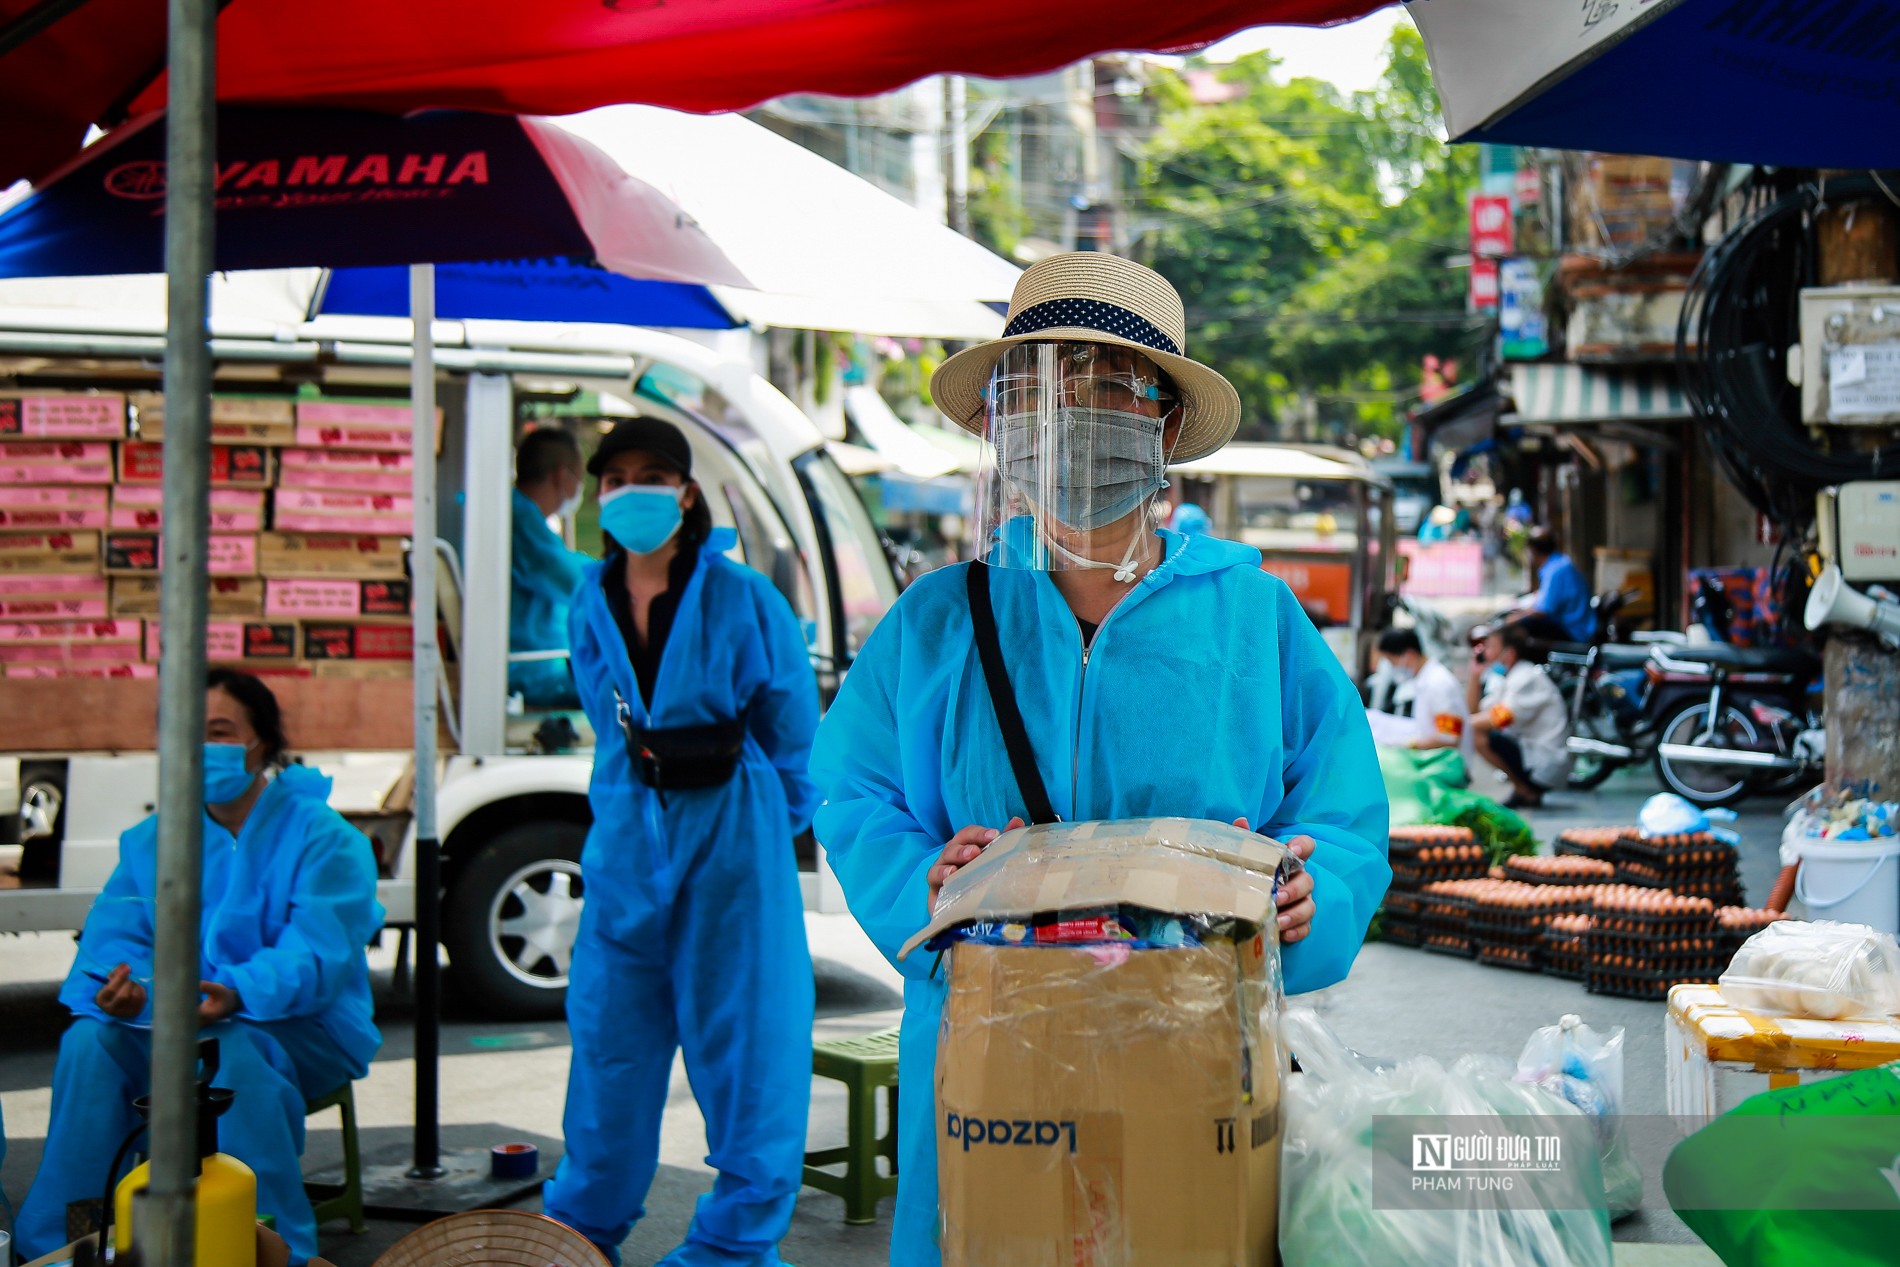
[930,252,1242,464]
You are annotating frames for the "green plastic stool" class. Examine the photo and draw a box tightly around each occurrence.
[304,1083,366,1234]
[803,1027,900,1224]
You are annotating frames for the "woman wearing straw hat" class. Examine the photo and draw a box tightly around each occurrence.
[810,252,1391,1264]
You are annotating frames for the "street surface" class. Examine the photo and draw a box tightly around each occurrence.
[0,769,1773,1265]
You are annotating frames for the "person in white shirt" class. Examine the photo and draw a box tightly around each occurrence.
[1365,627,1465,750]
[1467,622,1571,807]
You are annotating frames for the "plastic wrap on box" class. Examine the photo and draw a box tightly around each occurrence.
[1665,982,1900,1123]
[902,818,1289,1267]
[1719,920,1900,1021]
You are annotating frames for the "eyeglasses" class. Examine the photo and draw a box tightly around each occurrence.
[990,372,1178,416]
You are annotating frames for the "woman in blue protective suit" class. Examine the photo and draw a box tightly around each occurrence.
[810,253,1391,1267]
[541,417,821,1267]
[18,670,382,1267]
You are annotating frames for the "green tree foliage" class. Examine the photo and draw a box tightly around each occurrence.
[1136,26,1481,440]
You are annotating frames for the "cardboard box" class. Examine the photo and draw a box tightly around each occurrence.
[903,819,1288,1267]
[277,445,414,494]
[104,532,258,577]
[1665,982,1900,1124]
[0,572,107,598]
[0,637,143,665]
[111,485,267,533]
[258,531,408,579]
[0,441,115,484]
[0,531,102,574]
[0,391,126,439]
[266,577,411,619]
[117,441,274,488]
[0,484,110,530]
[301,619,412,661]
[293,400,428,453]
[130,391,296,445]
[146,619,297,664]
[271,487,415,535]
[4,662,156,679]
[0,618,142,644]
[111,575,265,619]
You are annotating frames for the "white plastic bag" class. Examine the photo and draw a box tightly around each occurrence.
[1720,919,1900,1020]
[1514,1015,1642,1220]
[1279,1008,1612,1267]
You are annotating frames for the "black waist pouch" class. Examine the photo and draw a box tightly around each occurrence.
[614,688,747,793]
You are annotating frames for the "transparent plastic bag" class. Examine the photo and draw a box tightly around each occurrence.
[1279,1009,1612,1267]
[1514,1015,1642,1220]
[1720,919,1900,1020]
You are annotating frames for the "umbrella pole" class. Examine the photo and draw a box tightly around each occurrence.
[142,0,217,1262]
[407,263,445,1180]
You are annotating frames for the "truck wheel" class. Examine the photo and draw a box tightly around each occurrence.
[443,821,587,1020]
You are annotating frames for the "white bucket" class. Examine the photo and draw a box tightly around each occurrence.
[1794,836,1900,935]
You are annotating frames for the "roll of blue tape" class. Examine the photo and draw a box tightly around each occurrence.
[490,1142,539,1179]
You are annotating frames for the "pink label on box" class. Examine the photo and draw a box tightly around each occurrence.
[109,506,262,532]
[296,401,417,428]
[272,512,413,536]
[276,468,414,495]
[112,485,265,511]
[280,447,413,473]
[0,596,108,619]
[4,663,157,679]
[0,507,109,529]
[266,579,361,618]
[209,535,257,575]
[273,489,414,516]
[0,640,142,664]
[292,424,413,452]
[0,442,114,462]
[0,395,125,438]
[0,460,115,484]
[0,486,109,510]
[0,574,108,597]
[0,618,141,642]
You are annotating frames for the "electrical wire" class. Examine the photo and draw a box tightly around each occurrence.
[1677,171,1900,533]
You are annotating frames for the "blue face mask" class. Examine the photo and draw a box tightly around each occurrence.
[600,484,685,554]
[203,741,256,804]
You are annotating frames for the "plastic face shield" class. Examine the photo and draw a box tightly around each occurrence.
[970,341,1179,575]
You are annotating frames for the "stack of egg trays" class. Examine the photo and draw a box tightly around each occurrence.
[1542,913,1594,981]
[1613,830,1744,906]
[1501,855,1619,887]
[1419,878,1482,958]
[1585,891,1721,999]
[1381,825,1484,946]
[1554,826,1632,863]
[1471,883,1594,973]
[1714,906,1788,962]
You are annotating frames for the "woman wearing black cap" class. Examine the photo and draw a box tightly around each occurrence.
[541,416,822,1267]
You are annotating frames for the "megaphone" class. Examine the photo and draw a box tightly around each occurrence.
[1806,565,1900,646]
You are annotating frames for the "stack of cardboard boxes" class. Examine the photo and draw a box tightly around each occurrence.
[0,389,419,682]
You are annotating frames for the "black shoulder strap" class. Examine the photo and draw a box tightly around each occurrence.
[966,562,1060,825]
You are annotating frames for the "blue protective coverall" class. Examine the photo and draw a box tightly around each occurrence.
[541,528,821,1266]
[809,528,1392,1266]
[18,764,382,1266]
[510,486,592,707]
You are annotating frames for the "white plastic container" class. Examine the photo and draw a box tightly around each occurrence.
[1793,836,1900,936]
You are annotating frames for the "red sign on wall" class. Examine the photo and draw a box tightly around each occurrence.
[1470,194,1513,258]
[1470,257,1501,314]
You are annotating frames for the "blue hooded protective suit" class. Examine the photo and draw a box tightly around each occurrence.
[18,764,382,1266]
[541,530,820,1266]
[509,487,591,707]
[810,529,1391,1266]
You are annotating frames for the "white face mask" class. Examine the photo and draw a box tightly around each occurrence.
[1385,658,1418,682]
[556,489,583,520]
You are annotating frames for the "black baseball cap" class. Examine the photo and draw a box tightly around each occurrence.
[586,417,693,479]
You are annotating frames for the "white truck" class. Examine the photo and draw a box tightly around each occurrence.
[0,310,902,1018]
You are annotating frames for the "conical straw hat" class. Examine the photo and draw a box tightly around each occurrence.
[371,1210,612,1267]
[930,251,1241,462]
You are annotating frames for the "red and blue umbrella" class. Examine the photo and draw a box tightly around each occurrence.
[0,104,748,285]
[1411,0,1900,168]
